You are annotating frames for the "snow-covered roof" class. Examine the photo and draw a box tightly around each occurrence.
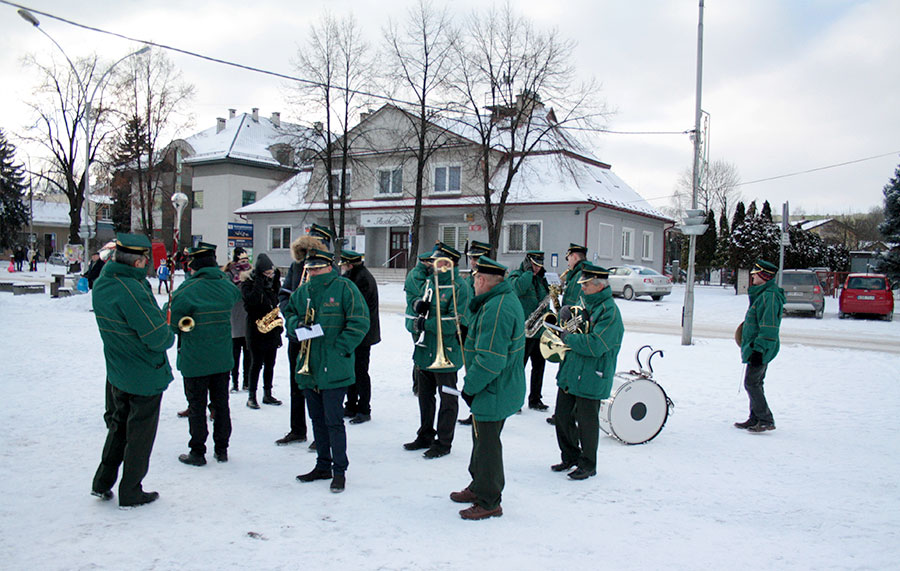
[795,218,833,231]
[29,200,71,226]
[183,112,316,167]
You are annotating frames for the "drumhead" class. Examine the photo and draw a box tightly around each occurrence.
[606,378,668,444]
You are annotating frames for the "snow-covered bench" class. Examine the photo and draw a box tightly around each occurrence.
[13,283,45,295]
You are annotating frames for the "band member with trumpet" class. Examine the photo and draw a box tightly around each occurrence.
[561,243,588,306]
[91,233,175,507]
[451,256,526,520]
[734,259,784,433]
[241,253,284,409]
[339,250,381,424]
[274,227,330,445]
[165,242,241,466]
[284,249,369,493]
[551,263,623,480]
[403,243,471,459]
[509,250,552,411]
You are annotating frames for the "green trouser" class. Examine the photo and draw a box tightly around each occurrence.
[467,419,506,510]
[554,388,601,472]
[92,381,162,505]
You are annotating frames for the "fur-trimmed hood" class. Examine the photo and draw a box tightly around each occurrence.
[291,235,325,262]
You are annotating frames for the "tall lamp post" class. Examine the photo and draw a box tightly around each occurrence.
[171,191,189,268]
[18,8,149,272]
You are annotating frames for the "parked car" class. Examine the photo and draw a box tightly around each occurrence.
[607,265,673,301]
[781,269,825,319]
[839,273,894,321]
[47,252,67,266]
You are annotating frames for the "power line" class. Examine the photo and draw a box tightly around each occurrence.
[737,151,900,187]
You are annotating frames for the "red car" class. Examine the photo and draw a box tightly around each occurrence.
[839,273,894,321]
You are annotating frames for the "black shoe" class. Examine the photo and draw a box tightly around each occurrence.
[296,468,332,483]
[734,419,756,429]
[529,401,549,411]
[262,394,282,406]
[748,422,776,433]
[546,415,556,425]
[343,407,357,418]
[177,408,189,418]
[349,413,371,424]
[458,415,473,426]
[403,438,432,451]
[568,467,596,480]
[178,452,207,466]
[120,491,159,508]
[275,432,307,445]
[423,444,450,459]
[91,489,114,501]
[230,385,239,393]
[308,440,317,451]
[246,397,260,409]
[330,473,346,493]
[242,383,249,391]
[214,451,228,463]
[551,461,577,472]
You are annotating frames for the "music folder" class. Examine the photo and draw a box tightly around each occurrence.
[294,324,324,341]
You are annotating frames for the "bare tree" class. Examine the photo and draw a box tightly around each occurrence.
[452,1,607,252]
[671,159,741,220]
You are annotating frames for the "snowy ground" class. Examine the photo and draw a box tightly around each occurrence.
[1,267,899,570]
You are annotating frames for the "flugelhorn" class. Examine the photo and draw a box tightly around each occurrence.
[178,316,195,332]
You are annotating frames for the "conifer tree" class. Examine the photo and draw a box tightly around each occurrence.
[761,200,773,222]
[876,164,900,280]
[0,129,29,249]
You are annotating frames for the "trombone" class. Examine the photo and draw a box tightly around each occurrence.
[418,257,465,370]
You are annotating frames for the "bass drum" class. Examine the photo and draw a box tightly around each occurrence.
[599,375,671,445]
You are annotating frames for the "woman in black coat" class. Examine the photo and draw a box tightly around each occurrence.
[241,253,283,409]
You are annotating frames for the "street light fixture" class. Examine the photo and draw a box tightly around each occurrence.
[18,8,149,272]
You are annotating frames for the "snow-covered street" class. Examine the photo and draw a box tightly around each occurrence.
[1,273,898,570]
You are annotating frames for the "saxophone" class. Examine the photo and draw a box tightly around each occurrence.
[524,295,557,338]
[256,307,284,334]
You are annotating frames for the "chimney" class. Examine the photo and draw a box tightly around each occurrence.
[271,111,281,127]
[251,108,259,122]
[228,108,236,119]
[314,121,323,132]
[216,117,226,133]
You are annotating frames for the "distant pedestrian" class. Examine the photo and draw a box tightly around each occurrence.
[156,260,170,294]
[225,248,252,392]
[84,252,105,290]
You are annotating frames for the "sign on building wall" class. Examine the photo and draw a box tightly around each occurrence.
[359,212,410,228]
[227,222,254,248]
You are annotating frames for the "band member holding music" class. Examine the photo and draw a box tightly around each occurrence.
[274,230,329,445]
[561,243,588,306]
[509,250,551,411]
[241,253,284,409]
[339,250,381,424]
[734,259,784,433]
[404,243,470,459]
[91,233,175,507]
[405,250,436,396]
[284,249,369,493]
[552,263,623,480]
[451,256,526,520]
[165,242,241,466]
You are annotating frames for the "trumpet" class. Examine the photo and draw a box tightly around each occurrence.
[297,299,315,375]
[256,307,284,334]
[178,316,195,332]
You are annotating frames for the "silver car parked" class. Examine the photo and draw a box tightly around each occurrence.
[781,269,825,319]
[607,265,673,301]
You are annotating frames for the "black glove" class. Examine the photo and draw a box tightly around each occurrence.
[749,351,763,367]
[413,298,430,315]
[413,315,426,335]
[557,329,569,343]
[461,392,475,407]
[559,305,573,323]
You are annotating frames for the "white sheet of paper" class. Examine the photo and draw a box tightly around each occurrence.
[294,324,324,341]
[440,386,461,397]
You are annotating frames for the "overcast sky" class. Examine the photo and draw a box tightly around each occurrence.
[1,0,898,216]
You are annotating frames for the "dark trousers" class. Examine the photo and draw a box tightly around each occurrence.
[305,387,348,474]
[184,372,232,455]
[523,337,546,405]
[287,340,308,437]
[345,344,371,415]
[248,341,277,396]
[231,337,249,388]
[92,381,162,505]
[468,419,506,510]
[744,363,774,424]
[415,367,459,449]
[554,388,601,472]
[157,279,170,294]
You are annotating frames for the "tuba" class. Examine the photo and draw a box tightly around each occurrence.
[256,307,284,334]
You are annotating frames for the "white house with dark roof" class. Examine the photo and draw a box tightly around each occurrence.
[236,104,674,274]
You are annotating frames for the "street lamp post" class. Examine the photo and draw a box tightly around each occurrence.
[18,8,149,273]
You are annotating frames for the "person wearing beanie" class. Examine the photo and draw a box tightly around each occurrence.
[241,253,284,409]
[734,259,785,433]
[225,251,252,392]
[339,250,381,424]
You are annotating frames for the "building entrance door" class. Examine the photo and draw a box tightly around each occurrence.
[389,229,408,269]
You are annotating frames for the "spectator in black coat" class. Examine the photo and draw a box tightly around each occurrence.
[84,252,105,290]
[340,249,381,424]
[241,253,283,409]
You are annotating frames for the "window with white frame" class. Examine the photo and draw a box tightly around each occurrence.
[192,190,203,209]
[376,167,402,196]
[270,226,292,250]
[328,170,352,199]
[433,165,461,194]
[597,223,614,259]
[440,224,469,252]
[622,227,635,259]
[642,231,653,261]
[505,221,541,253]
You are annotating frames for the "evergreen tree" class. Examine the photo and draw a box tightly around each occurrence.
[761,200,773,222]
[731,201,746,232]
[714,207,731,268]
[0,129,29,250]
[729,212,779,270]
[746,200,758,218]
[695,209,717,269]
[876,164,900,279]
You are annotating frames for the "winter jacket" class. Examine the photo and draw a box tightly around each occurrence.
[404,261,431,307]
[508,260,550,317]
[405,268,469,372]
[562,259,587,307]
[463,280,526,421]
[84,259,105,288]
[343,263,381,347]
[92,261,175,396]
[284,270,369,389]
[227,260,251,339]
[241,259,283,349]
[164,266,241,377]
[741,278,785,365]
[556,285,624,400]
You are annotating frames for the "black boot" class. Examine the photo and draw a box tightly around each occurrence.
[247,394,260,409]
[262,391,282,406]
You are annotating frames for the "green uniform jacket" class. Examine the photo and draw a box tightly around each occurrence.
[508,261,550,317]
[562,259,587,307]
[284,271,369,389]
[404,261,430,307]
[164,267,241,377]
[456,267,474,329]
[741,278,785,364]
[405,269,469,372]
[93,261,175,396]
[463,281,526,421]
[556,286,624,400]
